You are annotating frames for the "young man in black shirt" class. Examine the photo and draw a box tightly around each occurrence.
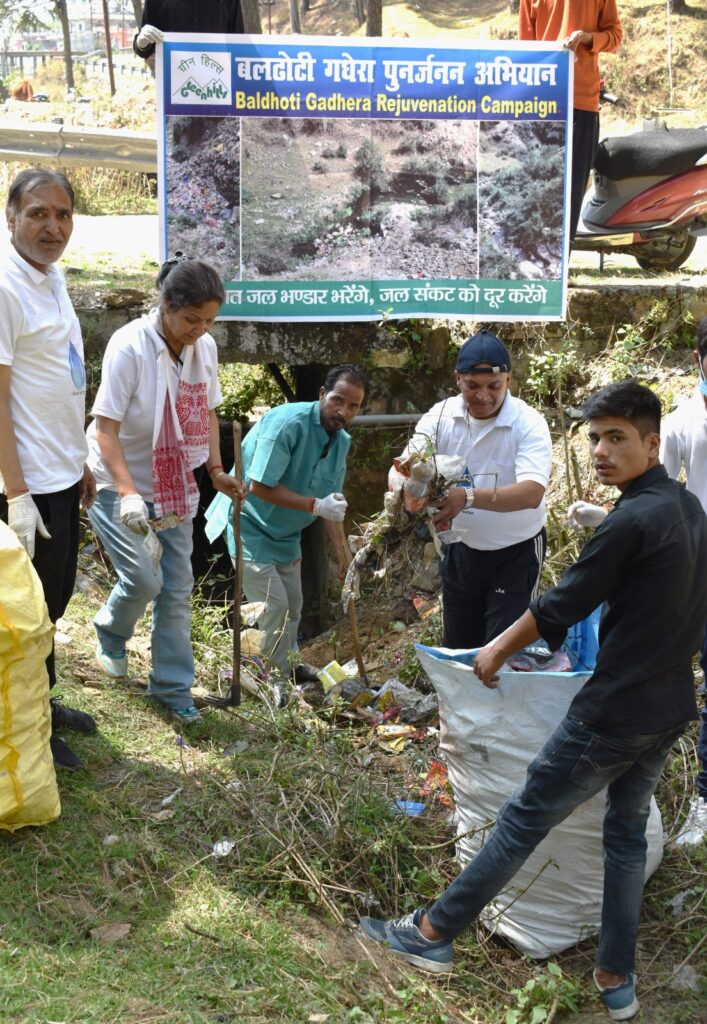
[359,380,707,1022]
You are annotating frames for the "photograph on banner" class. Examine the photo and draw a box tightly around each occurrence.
[157,35,573,322]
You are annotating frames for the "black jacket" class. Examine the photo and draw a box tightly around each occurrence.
[134,0,243,58]
[531,464,707,733]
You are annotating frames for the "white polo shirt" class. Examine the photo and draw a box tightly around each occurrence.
[0,247,87,494]
[86,313,222,501]
[660,387,707,513]
[403,392,552,550]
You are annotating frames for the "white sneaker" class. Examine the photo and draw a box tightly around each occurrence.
[95,642,128,678]
[675,796,707,847]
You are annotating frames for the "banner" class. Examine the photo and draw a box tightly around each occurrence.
[157,34,573,322]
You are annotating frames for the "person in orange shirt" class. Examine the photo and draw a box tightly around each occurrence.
[519,0,623,240]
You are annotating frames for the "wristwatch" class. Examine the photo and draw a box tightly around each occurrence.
[465,488,475,508]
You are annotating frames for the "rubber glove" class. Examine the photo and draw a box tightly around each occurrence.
[313,492,347,522]
[7,492,51,559]
[567,500,608,529]
[136,24,164,50]
[120,493,150,535]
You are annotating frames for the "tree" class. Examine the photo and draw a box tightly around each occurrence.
[53,0,73,90]
[289,0,301,34]
[241,0,262,33]
[0,1,43,78]
[669,0,689,12]
[366,0,382,36]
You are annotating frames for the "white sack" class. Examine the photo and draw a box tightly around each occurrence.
[416,645,663,959]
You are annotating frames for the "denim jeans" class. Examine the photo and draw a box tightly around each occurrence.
[88,488,195,709]
[427,715,686,975]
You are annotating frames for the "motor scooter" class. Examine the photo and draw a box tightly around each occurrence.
[573,103,707,271]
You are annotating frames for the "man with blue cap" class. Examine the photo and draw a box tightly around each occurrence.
[400,330,552,649]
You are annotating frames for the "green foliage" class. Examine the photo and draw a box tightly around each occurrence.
[506,963,583,1024]
[524,333,582,405]
[353,137,389,197]
[610,302,694,381]
[217,362,292,423]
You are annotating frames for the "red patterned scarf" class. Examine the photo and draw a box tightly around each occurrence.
[148,314,211,520]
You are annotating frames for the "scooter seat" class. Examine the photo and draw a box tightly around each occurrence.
[594,128,707,180]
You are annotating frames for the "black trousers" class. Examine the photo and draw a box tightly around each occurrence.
[1,482,80,688]
[441,530,546,650]
[570,108,600,240]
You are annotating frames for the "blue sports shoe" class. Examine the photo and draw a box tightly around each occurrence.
[358,908,453,974]
[593,970,639,1021]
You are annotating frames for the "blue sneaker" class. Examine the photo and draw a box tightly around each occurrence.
[358,908,453,974]
[95,642,128,678]
[171,705,202,725]
[594,970,639,1021]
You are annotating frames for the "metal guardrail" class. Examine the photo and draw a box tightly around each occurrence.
[1,48,150,79]
[0,120,157,173]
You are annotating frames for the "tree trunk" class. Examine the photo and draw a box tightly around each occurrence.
[366,0,382,36]
[131,1,143,26]
[508,0,520,14]
[289,0,302,34]
[102,0,116,96]
[241,0,263,33]
[352,0,365,27]
[54,0,74,90]
[669,0,689,12]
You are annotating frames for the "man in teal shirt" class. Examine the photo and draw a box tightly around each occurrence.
[207,363,367,679]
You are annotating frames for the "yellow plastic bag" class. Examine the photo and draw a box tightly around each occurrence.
[0,521,60,830]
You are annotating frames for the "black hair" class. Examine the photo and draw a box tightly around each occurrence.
[156,254,225,310]
[6,168,75,213]
[581,379,661,436]
[322,363,369,401]
[697,315,707,361]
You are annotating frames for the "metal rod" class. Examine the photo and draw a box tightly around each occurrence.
[231,421,243,706]
[334,521,367,683]
[349,413,422,427]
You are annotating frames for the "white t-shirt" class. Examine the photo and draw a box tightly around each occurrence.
[0,248,87,493]
[403,392,552,550]
[660,387,707,513]
[86,313,223,501]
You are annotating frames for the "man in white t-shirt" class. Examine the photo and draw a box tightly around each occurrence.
[401,331,552,648]
[0,169,97,772]
[659,315,707,845]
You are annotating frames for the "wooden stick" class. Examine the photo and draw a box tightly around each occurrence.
[334,521,367,682]
[231,422,243,706]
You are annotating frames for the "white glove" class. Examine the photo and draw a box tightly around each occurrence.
[120,493,150,535]
[7,492,51,559]
[313,492,347,522]
[567,500,608,529]
[136,24,164,49]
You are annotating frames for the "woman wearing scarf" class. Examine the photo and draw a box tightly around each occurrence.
[86,257,244,723]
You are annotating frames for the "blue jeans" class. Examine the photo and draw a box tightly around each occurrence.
[88,488,195,709]
[427,716,686,975]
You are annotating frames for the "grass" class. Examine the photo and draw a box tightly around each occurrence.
[2,485,706,1023]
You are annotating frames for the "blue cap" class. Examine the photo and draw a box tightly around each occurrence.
[456,331,511,374]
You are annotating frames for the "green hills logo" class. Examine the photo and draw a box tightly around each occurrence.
[170,51,231,105]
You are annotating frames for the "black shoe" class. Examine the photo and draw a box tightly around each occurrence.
[293,663,321,684]
[50,699,97,734]
[50,734,83,771]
